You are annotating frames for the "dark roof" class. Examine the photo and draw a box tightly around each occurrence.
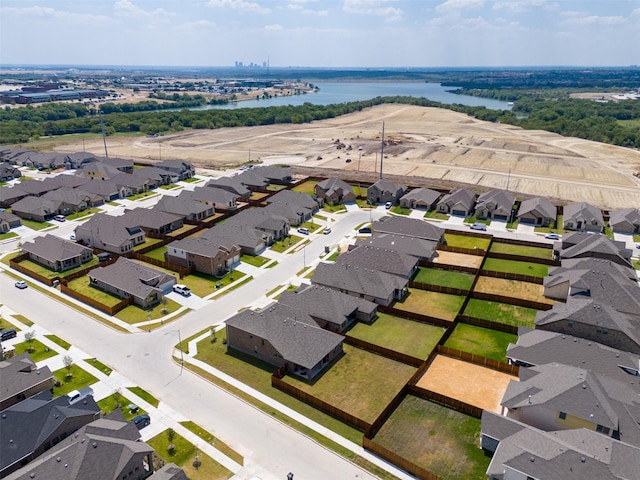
[89,257,174,300]
[476,189,516,211]
[21,234,92,264]
[109,172,149,189]
[16,179,57,196]
[315,178,354,197]
[190,186,238,204]
[354,233,438,260]
[610,208,640,228]
[78,179,120,197]
[267,189,321,210]
[45,175,90,189]
[75,213,143,249]
[336,244,418,278]
[167,236,238,258]
[564,202,604,224]
[368,178,406,195]
[200,222,267,251]
[153,191,213,218]
[550,257,637,282]
[373,215,444,242]
[399,187,441,205]
[517,196,557,219]
[121,207,183,231]
[559,233,632,265]
[0,353,53,405]
[437,187,475,210]
[204,176,251,197]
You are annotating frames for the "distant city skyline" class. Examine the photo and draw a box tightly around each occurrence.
[1,0,639,68]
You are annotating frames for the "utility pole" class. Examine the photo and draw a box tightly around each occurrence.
[99,109,109,159]
[379,121,385,179]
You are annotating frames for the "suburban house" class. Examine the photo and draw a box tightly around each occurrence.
[372,215,445,243]
[21,234,93,272]
[267,189,323,213]
[190,186,239,210]
[76,162,121,180]
[336,245,419,279]
[609,207,640,234]
[474,189,516,221]
[554,232,632,267]
[250,165,293,183]
[516,196,557,226]
[0,164,21,182]
[481,411,640,480]
[46,174,90,189]
[75,213,146,254]
[155,160,195,180]
[314,177,356,205]
[399,187,441,210]
[10,195,57,222]
[121,207,184,235]
[0,211,21,233]
[132,166,179,186]
[311,261,409,306]
[563,202,604,232]
[235,170,270,191]
[353,233,439,262]
[0,390,101,477]
[109,172,150,196]
[205,176,251,199]
[78,179,122,202]
[199,222,268,256]
[225,208,290,243]
[263,201,311,226]
[101,157,134,173]
[436,188,476,216]
[0,186,29,208]
[153,191,215,221]
[165,237,241,276]
[88,257,176,308]
[11,187,104,221]
[225,302,344,380]
[278,284,378,332]
[366,179,407,205]
[63,151,98,169]
[14,179,58,197]
[0,353,53,410]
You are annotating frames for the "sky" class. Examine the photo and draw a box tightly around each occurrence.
[1,0,639,68]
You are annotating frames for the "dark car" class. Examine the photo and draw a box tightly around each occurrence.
[132,414,151,429]
[358,226,371,234]
[0,329,17,341]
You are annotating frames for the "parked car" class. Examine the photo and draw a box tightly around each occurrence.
[385,201,393,209]
[70,234,76,240]
[14,280,27,289]
[323,227,331,235]
[132,414,151,429]
[297,227,309,235]
[358,226,371,234]
[53,214,66,222]
[544,233,561,240]
[173,284,191,297]
[470,223,487,231]
[0,329,17,341]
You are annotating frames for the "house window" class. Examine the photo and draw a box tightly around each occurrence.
[559,411,567,420]
[596,425,610,435]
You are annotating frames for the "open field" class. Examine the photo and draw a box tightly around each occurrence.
[433,251,484,269]
[46,104,640,209]
[474,277,554,304]
[374,395,490,480]
[415,355,517,413]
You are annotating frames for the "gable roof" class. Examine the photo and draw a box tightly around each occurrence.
[22,234,92,263]
[78,179,120,197]
[199,222,267,251]
[517,196,557,219]
[75,213,144,249]
[316,178,354,197]
[153,191,213,218]
[437,188,475,210]
[564,202,604,224]
[267,189,321,210]
[121,207,183,231]
[168,236,239,258]
[109,172,149,189]
[373,215,444,242]
[89,257,174,300]
[609,208,640,228]
[399,187,441,205]
[476,189,516,210]
[204,176,251,197]
[16,179,57,196]
[45,175,90,189]
[354,233,438,260]
[559,233,632,265]
[549,257,637,282]
[0,353,53,406]
[336,244,418,278]
[190,186,238,204]
[369,178,406,195]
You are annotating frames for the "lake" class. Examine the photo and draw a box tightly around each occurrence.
[195,82,512,111]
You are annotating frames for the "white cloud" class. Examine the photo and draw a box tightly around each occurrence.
[176,20,216,31]
[264,23,284,31]
[563,15,626,26]
[207,0,271,14]
[632,8,640,17]
[0,5,112,23]
[288,4,328,15]
[114,0,172,18]
[436,0,485,14]
[492,0,555,14]
[343,0,403,20]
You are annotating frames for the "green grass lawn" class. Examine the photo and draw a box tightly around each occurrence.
[13,314,34,326]
[390,205,411,215]
[488,242,552,259]
[127,386,159,407]
[634,258,640,271]
[326,251,340,262]
[463,298,538,327]
[67,277,123,307]
[114,298,181,324]
[424,210,450,220]
[128,191,158,201]
[299,220,323,233]
[179,421,244,467]
[20,219,53,231]
[144,246,167,261]
[292,180,317,194]
[52,364,99,397]
[14,339,58,362]
[444,323,517,362]
[270,235,304,253]
[98,391,146,421]
[148,430,233,480]
[134,237,163,251]
[194,333,363,444]
[374,395,489,480]
[181,270,247,297]
[464,215,490,225]
[348,312,444,359]
[323,203,347,213]
[87,357,113,376]
[240,254,271,267]
[44,334,71,350]
[17,256,100,279]
[65,208,102,220]
[444,233,491,250]
[283,344,416,424]
[0,231,17,240]
[394,289,465,321]
[182,177,202,183]
[482,258,549,277]
[534,214,565,233]
[159,183,180,190]
[414,267,475,290]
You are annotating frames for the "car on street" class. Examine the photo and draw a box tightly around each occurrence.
[297,227,309,235]
[0,329,17,341]
[323,227,331,235]
[470,223,487,231]
[544,233,561,240]
[15,280,27,289]
[358,226,371,234]
[132,414,151,429]
[53,214,66,222]
[70,234,76,240]
[172,284,191,297]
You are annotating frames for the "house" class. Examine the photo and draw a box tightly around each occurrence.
[0,186,29,208]
[609,207,640,234]
[190,186,239,210]
[0,390,101,477]
[88,257,176,308]
[554,232,632,267]
[153,191,215,221]
[436,188,476,216]
[165,237,241,276]
[353,233,439,262]
[155,160,195,180]
[0,353,53,411]
[225,208,290,242]
[2,412,169,480]
[21,234,93,272]
[9,195,57,222]
[15,179,58,197]
[78,179,122,202]
[311,261,408,306]
[199,222,268,256]
[399,187,441,210]
[372,215,445,243]
[76,162,121,180]
[121,208,184,235]
[225,302,344,380]
[109,172,150,196]
[0,164,21,182]
[267,189,322,213]
[0,211,21,233]
[235,170,270,191]
[336,245,419,279]
[75,213,146,254]
[63,152,98,169]
[205,176,251,199]
[43,187,105,212]
[250,165,293,183]
[314,178,356,205]
[474,189,516,221]
[263,201,311,226]
[366,179,406,205]
[101,157,134,173]
[563,202,604,232]
[517,196,557,226]
[481,411,640,480]
[535,300,640,354]
[278,284,378,331]
[132,166,179,186]
[46,174,90,189]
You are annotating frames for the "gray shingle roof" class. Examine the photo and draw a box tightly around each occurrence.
[267,189,321,210]
[437,187,475,211]
[22,234,92,264]
[190,186,238,205]
[168,236,238,258]
[369,179,406,195]
[476,189,516,211]
[336,244,418,278]
[75,213,144,250]
[517,196,557,219]
[559,233,632,265]
[610,208,640,229]
[77,179,120,198]
[399,187,441,205]
[550,257,637,282]
[121,207,183,231]
[564,202,604,224]
[154,191,213,218]
[354,233,438,260]
[316,178,354,198]
[200,222,266,251]
[204,176,251,197]
[373,215,444,242]
[0,353,53,406]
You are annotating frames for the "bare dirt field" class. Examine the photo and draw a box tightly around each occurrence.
[415,355,517,413]
[50,103,640,208]
[433,251,484,269]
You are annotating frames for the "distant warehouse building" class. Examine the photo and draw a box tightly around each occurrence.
[0,89,107,104]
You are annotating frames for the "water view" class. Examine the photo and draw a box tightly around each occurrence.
[197,82,512,111]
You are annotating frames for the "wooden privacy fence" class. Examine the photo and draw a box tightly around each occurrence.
[426,261,479,275]
[478,269,544,284]
[10,255,58,286]
[407,385,483,419]
[470,291,553,311]
[61,257,119,283]
[437,244,486,256]
[59,283,133,315]
[377,305,452,328]
[491,237,553,248]
[130,252,193,278]
[436,345,519,376]
[271,374,371,432]
[457,314,519,335]
[485,251,559,266]
[408,280,469,296]
[362,437,444,480]
[445,228,492,241]
[344,336,424,367]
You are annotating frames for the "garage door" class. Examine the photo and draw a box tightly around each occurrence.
[452,209,466,216]
[519,217,535,225]
[494,215,508,221]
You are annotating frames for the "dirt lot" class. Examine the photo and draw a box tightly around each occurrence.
[50,103,640,208]
[433,251,484,269]
[416,355,517,413]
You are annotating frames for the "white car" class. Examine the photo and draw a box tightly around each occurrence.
[15,280,28,289]
[544,233,560,240]
[173,284,191,297]
[385,201,393,209]
[323,227,331,235]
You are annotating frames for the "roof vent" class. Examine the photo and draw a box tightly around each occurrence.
[65,464,68,468]
[92,442,97,448]
[56,457,61,462]
[581,457,586,463]
[529,456,535,462]
[1,413,6,419]
[36,370,40,375]
[528,395,532,404]
[583,384,587,389]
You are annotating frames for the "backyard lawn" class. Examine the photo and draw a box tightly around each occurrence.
[414,267,474,290]
[463,299,538,328]
[444,233,491,250]
[181,270,247,297]
[482,258,549,278]
[348,312,444,359]
[292,180,317,194]
[488,242,552,259]
[374,395,489,480]
[114,298,181,324]
[144,246,167,261]
[444,323,517,362]
[52,364,98,397]
[283,344,416,424]
[474,277,553,305]
[67,277,123,307]
[394,289,465,321]
[17,256,100,279]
